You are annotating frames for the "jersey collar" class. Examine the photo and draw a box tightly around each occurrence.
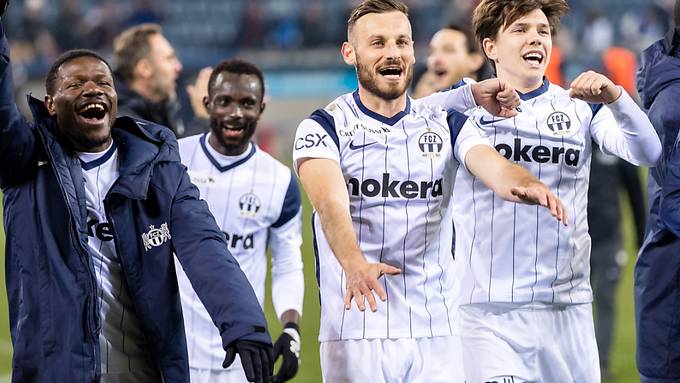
[518,78,550,101]
[79,141,117,171]
[352,90,411,126]
[200,133,256,173]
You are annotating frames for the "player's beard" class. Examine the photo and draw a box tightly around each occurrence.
[355,56,412,101]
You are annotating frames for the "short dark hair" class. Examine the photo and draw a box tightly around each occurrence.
[207,59,265,100]
[45,49,112,96]
[472,0,569,47]
[112,23,162,83]
[347,0,409,39]
[444,24,477,54]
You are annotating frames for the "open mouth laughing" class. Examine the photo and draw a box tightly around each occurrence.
[221,122,246,139]
[77,101,109,125]
[378,65,404,81]
[522,50,545,67]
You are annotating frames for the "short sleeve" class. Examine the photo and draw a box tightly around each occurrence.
[448,110,492,168]
[292,109,341,174]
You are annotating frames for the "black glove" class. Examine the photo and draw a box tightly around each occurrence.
[0,1,9,17]
[223,339,273,383]
[272,323,301,383]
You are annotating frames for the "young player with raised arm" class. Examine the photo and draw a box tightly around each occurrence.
[435,1,661,382]
[292,1,567,381]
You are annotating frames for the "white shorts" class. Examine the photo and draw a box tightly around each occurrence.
[320,336,464,383]
[457,302,600,383]
[189,355,247,383]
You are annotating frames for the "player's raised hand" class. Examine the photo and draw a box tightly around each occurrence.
[343,258,401,312]
[0,0,8,17]
[223,339,273,383]
[186,66,212,119]
[569,70,622,104]
[471,78,521,118]
[511,182,568,225]
[272,323,301,383]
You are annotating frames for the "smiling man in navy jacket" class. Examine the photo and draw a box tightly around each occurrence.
[0,5,272,383]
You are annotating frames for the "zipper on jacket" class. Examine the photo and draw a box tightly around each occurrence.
[46,158,100,380]
[38,122,102,380]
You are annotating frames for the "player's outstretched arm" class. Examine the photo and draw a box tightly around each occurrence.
[470,78,520,118]
[465,145,568,225]
[298,158,401,312]
[570,70,661,166]
[418,78,520,117]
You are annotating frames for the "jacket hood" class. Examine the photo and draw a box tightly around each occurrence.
[638,29,680,110]
[27,95,180,199]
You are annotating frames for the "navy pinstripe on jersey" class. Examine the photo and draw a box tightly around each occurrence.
[293,91,488,341]
[452,80,642,305]
[176,134,304,370]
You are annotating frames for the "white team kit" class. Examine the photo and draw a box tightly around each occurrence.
[175,133,304,382]
[442,80,658,382]
[79,143,159,383]
[293,87,483,382]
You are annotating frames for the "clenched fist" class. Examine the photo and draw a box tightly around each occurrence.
[569,70,622,104]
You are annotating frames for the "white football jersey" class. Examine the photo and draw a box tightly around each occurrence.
[79,143,157,378]
[451,80,654,305]
[176,134,304,370]
[293,90,488,342]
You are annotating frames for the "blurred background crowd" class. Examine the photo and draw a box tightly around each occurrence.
[4,0,677,158]
[4,0,676,86]
[0,1,677,382]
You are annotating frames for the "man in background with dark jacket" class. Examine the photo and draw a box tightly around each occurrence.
[0,6,272,383]
[635,1,680,382]
[588,149,646,380]
[112,23,205,138]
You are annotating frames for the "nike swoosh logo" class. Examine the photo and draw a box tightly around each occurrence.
[37,161,49,167]
[349,142,376,150]
[479,116,496,125]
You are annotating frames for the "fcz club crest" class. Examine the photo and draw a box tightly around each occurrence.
[142,223,171,251]
[239,193,261,217]
[418,131,443,159]
[546,111,572,135]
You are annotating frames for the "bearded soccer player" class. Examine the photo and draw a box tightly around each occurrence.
[426,1,661,382]
[175,60,304,383]
[292,1,567,381]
